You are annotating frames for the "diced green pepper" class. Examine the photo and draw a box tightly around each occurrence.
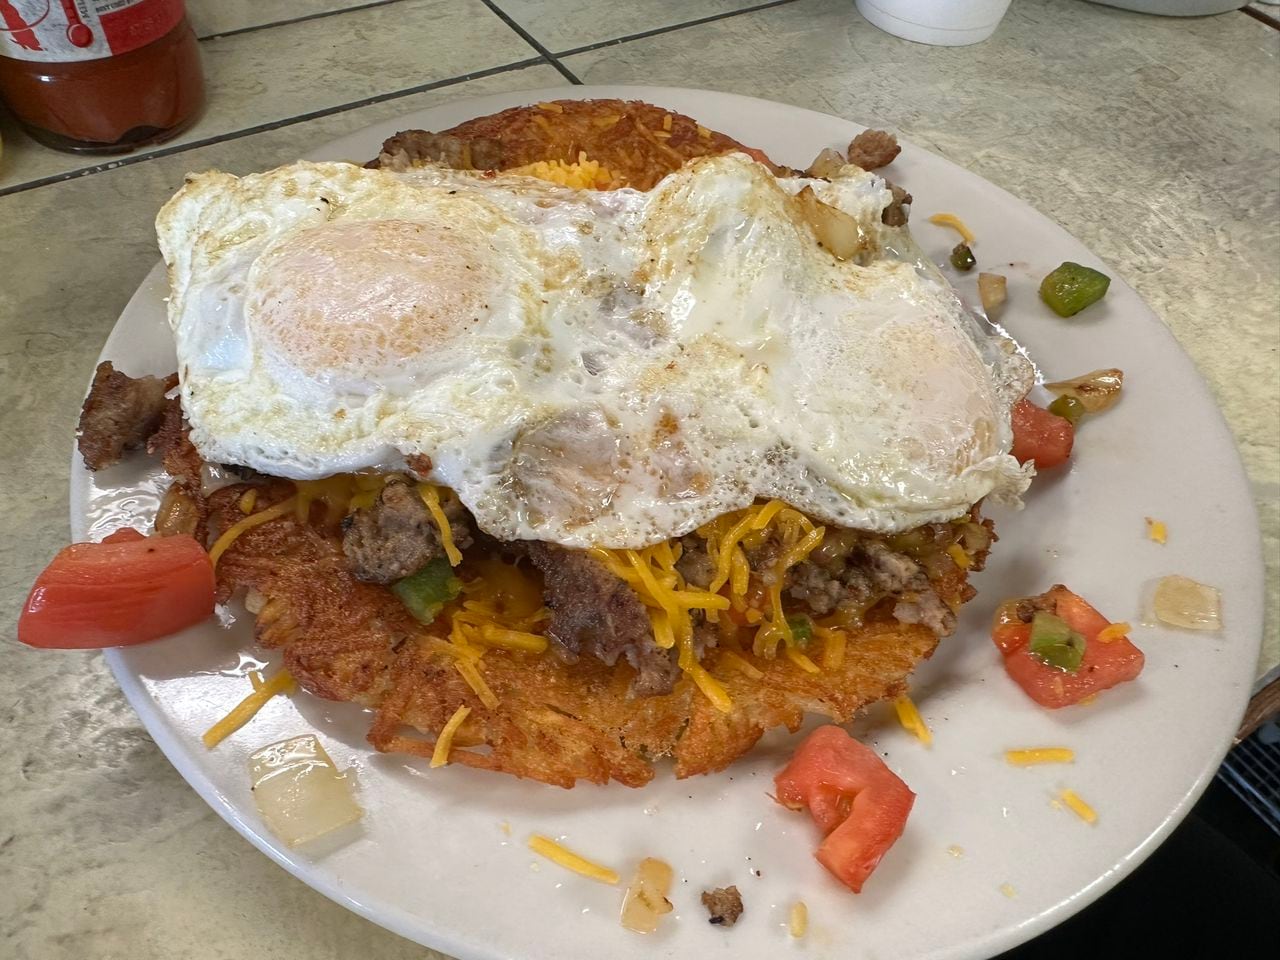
[1039,262,1110,317]
[786,614,814,646]
[1028,611,1085,672]
[391,557,461,625]
[950,243,976,272]
[1048,394,1086,426]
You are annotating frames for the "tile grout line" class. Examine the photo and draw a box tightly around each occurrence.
[0,58,545,200]
[552,0,803,58]
[475,0,582,84]
[1242,5,1280,30]
[1,0,808,197]
[199,0,412,42]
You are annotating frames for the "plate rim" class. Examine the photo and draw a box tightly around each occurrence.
[73,83,1266,960]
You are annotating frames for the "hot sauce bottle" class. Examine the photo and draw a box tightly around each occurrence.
[0,1,204,154]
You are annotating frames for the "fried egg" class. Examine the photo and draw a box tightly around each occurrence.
[156,155,1032,547]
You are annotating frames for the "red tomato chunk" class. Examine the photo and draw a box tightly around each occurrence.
[992,585,1144,708]
[1010,398,1074,469]
[19,530,215,649]
[774,725,915,893]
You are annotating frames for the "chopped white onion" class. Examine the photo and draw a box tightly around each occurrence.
[793,185,866,261]
[1146,575,1222,632]
[1044,368,1124,413]
[619,857,674,934]
[806,147,847,179]
[978,272,1007,313]
[249,735,362,847]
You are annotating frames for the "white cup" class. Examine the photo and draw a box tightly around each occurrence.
[854,0,1014,46]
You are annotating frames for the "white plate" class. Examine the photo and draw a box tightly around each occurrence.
[74,87,1264,960]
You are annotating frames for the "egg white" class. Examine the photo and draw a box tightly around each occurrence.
[156,155,1032,547]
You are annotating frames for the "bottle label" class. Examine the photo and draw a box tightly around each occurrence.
[0,0,184,63]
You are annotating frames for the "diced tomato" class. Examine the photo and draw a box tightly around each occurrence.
[992,585,1144,708]
[18,531,215,649]
[1010,398,1074,468]
[102,527,146,544]
[774,725,915,893]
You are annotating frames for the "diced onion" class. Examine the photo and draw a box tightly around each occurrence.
[1043,368,1124,413]
[249,735,362,847]
[788,901,809,938]
[806,147,847,178]
[794,185,865,261]
[978,272,1007,313]
[155,484,202,536]
[619,857,674,934]
[1149,575,1222,631]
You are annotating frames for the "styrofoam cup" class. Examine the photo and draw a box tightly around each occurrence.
[854,0,1013,46]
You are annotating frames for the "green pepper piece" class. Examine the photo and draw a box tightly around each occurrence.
[949,243,976,272]
[786,614,814,646]
[1028,611,1086,672]
[1039,262,1110,317]
[392,557,462,625]
[1048,394,1086,426]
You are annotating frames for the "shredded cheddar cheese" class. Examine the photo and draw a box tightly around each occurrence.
[1005,748,1075,766]
[478,624,549,654]
[818,626,847,671]
[1096,622,1131,643]
[208,496,298,568]
[720,650,764,680]
[238,489,257,514]
[508,151,621,189]
[1059,789,1098,824]
[591,542,735,710]
[417,484,462,566]
[454,658,499,710]
[928,212,976,244]
[241,474,849,719]
[430,704,472,768]
[1145,517,1168,544]
[947,543,971,569]
[785,647,821,674]
[527,835,620,884]
[202,669,297,748]
[893,694,933,747]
